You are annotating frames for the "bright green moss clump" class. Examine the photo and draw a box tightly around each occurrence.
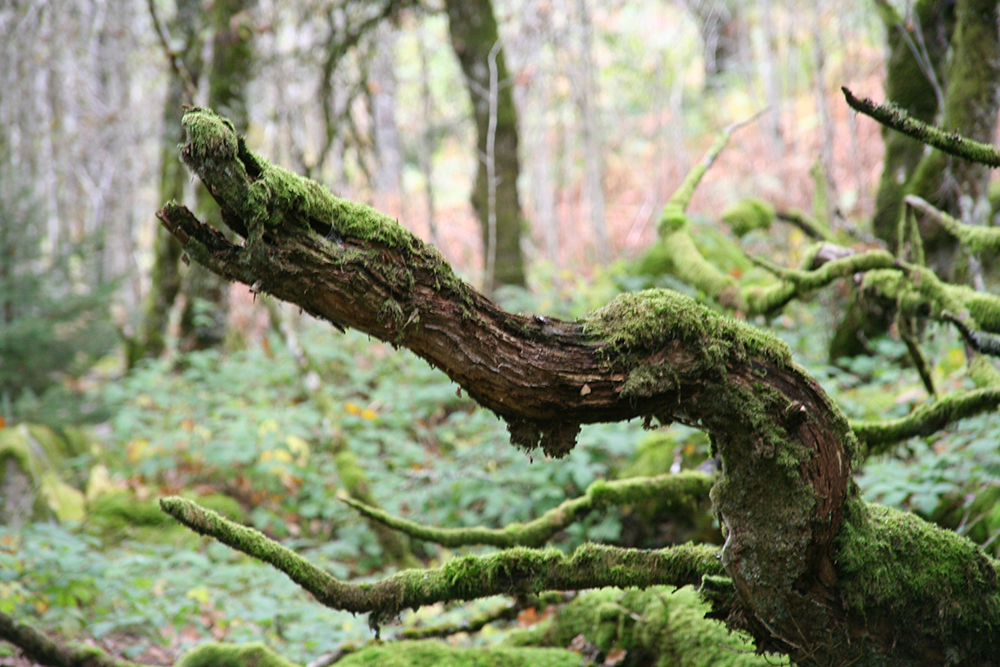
[336,641,580,667]
[722,198,775,237]
[178,641,299,667]
[583,289,790,398]
[505,586,779,667]
[835,498,1000,660]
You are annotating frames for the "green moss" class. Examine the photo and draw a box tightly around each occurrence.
[505,586,779,666]
[969,354,1000,387]
[379,298,406,331]
[657,206,689,235]
[583,289,790,400]
[633,241,676,277]
[835,497,1000,658]
[335,641,580,667]
[182,109,239,162]
[177,641,299,667]
[722,198,775,237]
[0,425,87,524]
[441,547,563,596]
[180,108,474,314]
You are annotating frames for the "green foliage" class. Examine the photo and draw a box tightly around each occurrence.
[0,522,367,663]
[0,150,116,427]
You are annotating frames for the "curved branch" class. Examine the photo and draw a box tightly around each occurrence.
[157,108,855,657]
[339,471,714,548]
[842,87,1000,167]
[851,387,1000,456]
[159,496,723,629]
[156,108,1000,662]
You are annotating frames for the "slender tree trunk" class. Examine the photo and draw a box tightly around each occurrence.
[573,0,609,262]
[416,31,440,247]
[369,22,403,209]
[683,0,746,88]
[178,0,257,353]
[137,0,203,362]
[444,0,527,290]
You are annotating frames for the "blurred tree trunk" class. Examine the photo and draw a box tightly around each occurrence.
[178,0,257,353]
[870,0,954,249]
[573,0,609,262]
[908,0,1000,281]
[368,22,404,209]
[444,0,527,291]
[136,0,203,364]
[682,0,747,88]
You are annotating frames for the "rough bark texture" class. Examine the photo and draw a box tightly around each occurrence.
[444,0,526,289]
[158,109,1000,665]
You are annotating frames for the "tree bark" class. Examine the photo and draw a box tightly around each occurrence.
[443,0,526,290]
[157,108,1000,665]
[178,0,257,353]
[870,0,954,249]
[137,0,203,362]
[899,0,1000,280]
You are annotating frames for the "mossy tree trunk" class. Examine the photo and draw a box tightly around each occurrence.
[177,0,257,354]
[136,0,203,363]
[156,109,1000,665]
[831,0,996,362]
[444,0,526,291]
[870,0,954,249]
[879,0,1000,278]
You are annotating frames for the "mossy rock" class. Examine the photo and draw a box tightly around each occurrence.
[0,424,89,525]
[177,641,298,667]
[335,641,580,667]
[505,586,779,667]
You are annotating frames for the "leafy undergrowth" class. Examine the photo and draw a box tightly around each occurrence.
[4,300,652,663]
[5,276,1000,664]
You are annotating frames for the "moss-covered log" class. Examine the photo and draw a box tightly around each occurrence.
[157,108,1000,665]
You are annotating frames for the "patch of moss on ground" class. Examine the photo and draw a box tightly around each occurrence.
[177,641,299,667]
[87,491,245,544]
[505,586,779,667]
[0,425,89,523]
[335,641,580,667]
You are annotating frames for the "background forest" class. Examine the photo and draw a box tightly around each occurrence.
[1,0,999,665]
